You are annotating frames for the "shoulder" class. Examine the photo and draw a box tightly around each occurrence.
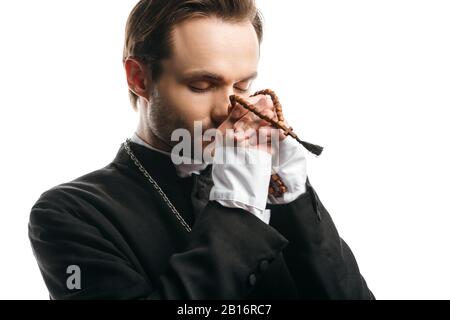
[29,162,131,223]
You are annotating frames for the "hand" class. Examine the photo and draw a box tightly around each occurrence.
[216,94,279,154]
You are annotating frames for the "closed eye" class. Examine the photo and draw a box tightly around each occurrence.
[234,80,253,93]
[188,80,254,94]
[189,85,215,93]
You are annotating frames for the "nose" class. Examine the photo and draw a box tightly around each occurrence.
[210,88,235,127]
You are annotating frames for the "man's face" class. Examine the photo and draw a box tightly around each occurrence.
[146,17,260,152]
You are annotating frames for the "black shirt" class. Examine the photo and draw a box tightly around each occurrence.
[28,141,374,299]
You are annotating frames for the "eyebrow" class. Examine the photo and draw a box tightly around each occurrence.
[182,70,258,83]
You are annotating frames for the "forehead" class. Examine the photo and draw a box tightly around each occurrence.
[166,17,260,80]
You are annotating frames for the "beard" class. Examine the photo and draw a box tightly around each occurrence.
[146,88,213,161]
[146,87,182,151]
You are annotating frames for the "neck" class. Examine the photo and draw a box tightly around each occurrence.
[136,121,173,154]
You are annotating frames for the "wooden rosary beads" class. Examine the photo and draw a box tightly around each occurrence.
[269,173,288,198]
[230,89,323,156]
[228,89,324,198]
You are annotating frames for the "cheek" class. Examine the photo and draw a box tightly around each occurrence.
[156,76,214,129]
[165,85,213,120]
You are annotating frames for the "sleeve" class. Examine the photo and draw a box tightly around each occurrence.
[267,177,375,300]
[209,146,272,224]
[268,136,308,205]
[28,192,289,300]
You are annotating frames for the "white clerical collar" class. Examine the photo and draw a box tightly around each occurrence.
[130,133,208,178]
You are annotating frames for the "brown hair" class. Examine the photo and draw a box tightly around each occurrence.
[123,0,264,110]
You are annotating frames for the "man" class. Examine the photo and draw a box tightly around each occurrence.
[28,0,374,299]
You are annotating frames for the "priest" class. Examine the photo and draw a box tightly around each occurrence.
[28,0,375,300]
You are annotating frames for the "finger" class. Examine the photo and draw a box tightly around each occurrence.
[233,108,275,142]
[234,130,250,148]
[258,108,277,127]
[233,118,248,132]
[222,94,277,141]
[236,94,273,120]
[242,94,276,126]
[256,126,276,145]
[253,95,275,114]
[218,101,249,134]
[228,101,249,121]
[245,108,276,133]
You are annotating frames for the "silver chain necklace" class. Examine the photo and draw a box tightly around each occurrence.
[123,139,192,233]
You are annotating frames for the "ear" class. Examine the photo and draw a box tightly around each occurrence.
[124,57,152,101]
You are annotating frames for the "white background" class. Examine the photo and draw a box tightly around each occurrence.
[0,0,449,300]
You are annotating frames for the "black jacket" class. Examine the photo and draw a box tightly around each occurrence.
[28,141,374,299]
